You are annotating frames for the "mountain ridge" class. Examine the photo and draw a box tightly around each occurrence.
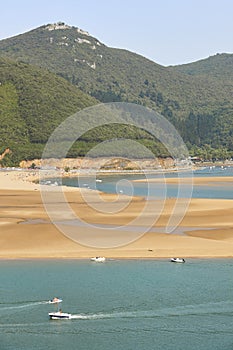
[1,22,232,113]
[0,22,233,164]
[171,53,233,79]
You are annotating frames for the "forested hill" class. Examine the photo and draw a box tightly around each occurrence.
[0,57,97,165]
[0,22,233,163]
[171,53,233,80]
[1,22,232,115]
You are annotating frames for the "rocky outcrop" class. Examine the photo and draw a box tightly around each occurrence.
[19,157,175,170]
[0,148,11,162]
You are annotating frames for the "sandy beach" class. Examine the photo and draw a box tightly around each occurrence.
[0,170,233,259]
[134,176,233,185]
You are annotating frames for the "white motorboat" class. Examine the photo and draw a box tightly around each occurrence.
[48,297,63,304]
[170,258,185,263]
[49,311,72,320]
[91,256,106,262]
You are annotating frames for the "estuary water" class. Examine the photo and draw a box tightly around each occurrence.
[2,166,233,349]
[61,166,233,199]
[0,259,233,350]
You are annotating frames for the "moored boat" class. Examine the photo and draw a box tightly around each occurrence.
[91,256,106,262]
[170,258,185,263]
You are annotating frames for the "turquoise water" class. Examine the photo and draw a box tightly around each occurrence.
[0,259,233,350]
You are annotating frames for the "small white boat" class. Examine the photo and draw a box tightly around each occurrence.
[49,311,72,320]
[48,297,63,304]
[91,256,106,262]
[170,258,185,263]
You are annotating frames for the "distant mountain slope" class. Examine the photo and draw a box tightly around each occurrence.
[1,22,232,115]
[171,53,233,80]
[0,22,233,160]
[0,23,184,107]
[0,57,97,164]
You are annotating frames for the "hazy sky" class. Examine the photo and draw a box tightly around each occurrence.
[1,0,233,66]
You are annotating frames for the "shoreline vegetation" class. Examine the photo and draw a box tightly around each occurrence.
[0,167,233,259]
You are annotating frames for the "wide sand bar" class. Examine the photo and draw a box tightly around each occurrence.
[0,171,233,258]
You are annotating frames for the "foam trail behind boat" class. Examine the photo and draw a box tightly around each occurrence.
[70,301,233,320]
[70,311,145,320]
[0,301,49,314]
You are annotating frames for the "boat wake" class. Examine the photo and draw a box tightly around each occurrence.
[69,300,233,320]
[1,300,232,320]
[0,301,49,313]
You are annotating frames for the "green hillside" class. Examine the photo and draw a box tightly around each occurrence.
[1,22,232,114]
[171,53,233,80]
[170,53,233,158]
[0,22,233,161]
[0,57,97,165]
[0,58,171,166]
